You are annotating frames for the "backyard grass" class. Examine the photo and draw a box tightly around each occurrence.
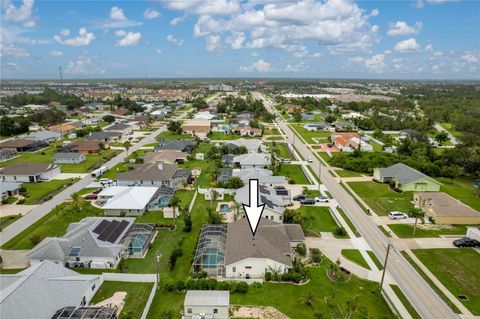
[413,248,480,315]
[289,124,331,144]
[387,224,467,238]
[265,142,294,160]
[369,139,383,152]
[296,206,348,238]
[1,202,103,250]
[278,164,309,184]
[22,179,77,205]
[91,281,153,319]
[147,260,394,319]
[348,181,413,216]
[209,132,253,140]
[439,122,462,138]
[341,249,370,270]
[390,285,421,319]
[436,177,480,211]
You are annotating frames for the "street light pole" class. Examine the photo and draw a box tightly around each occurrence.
[380,243,392,291]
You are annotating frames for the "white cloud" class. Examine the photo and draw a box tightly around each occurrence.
[284,62,308,72]
[370,9,379,17]
[166,34,184,46]
[225,32,245,49]
[110,6,126,20]
[1,45,30,57]
[144,8,160,20]
[49,50,63,57]
[115,31,142,47]
[387,21,422,36]
[205,35,221,52]
[350,54,386,73]
[4,62,20,71]
[54,27,95,46]
[155,48,162,54]
[462,53,478,64]
[65,56,105,76]
[60,29,70,36]
[393,38,420,53]
[3,0,36,27]
[425,44,433,52]
[167,0,379,54]
[240,59,271,72]
[170,15,185,26]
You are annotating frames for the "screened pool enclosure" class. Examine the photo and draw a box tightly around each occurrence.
[193,224,228,277]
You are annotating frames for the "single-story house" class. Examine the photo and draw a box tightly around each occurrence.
[235,184,288,223]
[155,140,197,153]
[467,227,480,241]
[181,120,211,139]
[413,192,480,225]
[235,126,262,137]
[48,124,77,134]
[53,152,86,164]
[117,161,190,188]
[232,168,286,187]
[331,132,373,152]
[0,149,17,161]
[301,113,315,121]
[0,139,48,152]
[221,154,235,167]
[112,108,128,116]
[193,112,217,121]
[1,163,61,182]
[87,131,122,143]
[83,116,103,125]
[224,139,266,153]
[232,153,271,169]
[373,163,442,192]
[236,111,253,119]
[72,140,103,154]
[0,181,21,199]
[184,290,230,319]
[27,217,155,268]
[334,122,357,132]
[303,122,331,132]
[98,186,161,216]
[217,168,233,183]
[0,261,103,319]
[27,130,61,143]
[104,123,132,134]
[144,151,188,164]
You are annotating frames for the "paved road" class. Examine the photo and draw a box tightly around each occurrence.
[434,123,459,145]
[254,92,458,319]
[0,110,191,246]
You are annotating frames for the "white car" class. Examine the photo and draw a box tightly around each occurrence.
[315,196,330,203]
[282,159,292,163]
[388,211,408,220]
[307,156,313,163]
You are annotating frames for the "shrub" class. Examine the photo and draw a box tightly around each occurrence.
[296,243,307,256]
[17,199,25,204]
[163,279,175,292]
[334,227,347,237]
[264,272,273,281]
[169,247,183,270]
[311,248,322,263]
[235,282,249,294]
[251,282,262,289]
[175,280,185,292]
[30,235,42,245]
[183,214,192,232]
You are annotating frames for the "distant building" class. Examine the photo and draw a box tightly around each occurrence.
[235,184,289,223]
[334,121,357,132]
[232,153,271,169]
[183,290,230,319]
[27,130,61,143]
[208,84,233,91]
[53,152,86,164]
[303,122,331,132]
[144,151,188,164]
[87,131,122,143]
[71,140,103,154]
[0,139,48,152]
[154,140,197,153]
[0,163,61,182]
[373,163,442,192]
[181,120,211,139]
[331,132,372,152]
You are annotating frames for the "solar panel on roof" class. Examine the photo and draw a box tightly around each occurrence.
[69,247,81,256]
[97,220,120,241]
[276,190,288,195]
[105,220,130,243]
[92,220,110,234]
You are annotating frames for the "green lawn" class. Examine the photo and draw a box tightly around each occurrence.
[156,131,194,141]
[337,207,360,237]
[278,164,309,184]
[22,179,77,205]
[388,224,467,238]
[91,281,153,319]
[0,215,21,231]
[367,251,384,270]
[439,122,462,138]
[1,202,103,250]
[263,126,280,135]
[369,140,383,152]
[348,182,414,216]
[61,149,119,173]
[290,124,331,144]
[209,132,254,140]
[413,249,480,315]
[1,145,57,166]
[341,249,370,269]
[296,206,348,238]
[390,285,421,319]
[266,142,294,160]
[436,177,480,211]
[335,169,365,178]
[147,260,394,319]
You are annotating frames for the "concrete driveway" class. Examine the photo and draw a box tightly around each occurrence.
[394,237,459,250]
[0,249,30,269]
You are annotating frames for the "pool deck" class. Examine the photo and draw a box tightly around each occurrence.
[216,201,235,223]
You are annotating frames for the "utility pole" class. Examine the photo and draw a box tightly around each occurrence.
[318,162,322,192]
[380,243,393,291]
[58,66,64,93]
[156,251,161,289]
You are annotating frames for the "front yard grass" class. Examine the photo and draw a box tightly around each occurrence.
[412,248,480,315]
[348,181,413,216]
[265,142,294,160]
[147,260,393,319]
[156,131,194,141]
[289,124,331,144]
[22,179,77,204]
[278,164,309,184]
[296,206,348,238]
[341,249,370,269]
[436,177,480,211]
[60,149,119,173]
[91,281,153,319]
[387,224,467,238]
[335,169,365,178]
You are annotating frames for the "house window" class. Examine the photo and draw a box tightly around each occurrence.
[245,266,252,269]
[279,216,283,221]
[91,284,96,291]
[232,267,236,272]
[187,308,192,314]
[213,309,218,314]
[270,216,274,220]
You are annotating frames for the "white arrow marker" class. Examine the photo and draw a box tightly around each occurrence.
[242,179,265,237]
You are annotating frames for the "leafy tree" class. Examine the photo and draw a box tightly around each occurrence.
[293,108,302,122]
[435,131,449,144]
[192,98,208,110]
[183,214,192,232]
[409,208,424,235]
[123,141,132,156]
[167,120,182,134]
[226,176,244,189]
[103,115,115,123]
[168,196,181,228]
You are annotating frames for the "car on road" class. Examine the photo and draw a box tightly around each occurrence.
[300,198,316,205]
[293,194,307,201]
[315,196,330,202]
[307,156,313,163]
[388,211,408,220]
[453,237,480,248]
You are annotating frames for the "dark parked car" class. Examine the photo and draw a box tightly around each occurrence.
[300,198,316,205]
[293,195,307,201]
[83,194,98,201]
[453,237,480,248]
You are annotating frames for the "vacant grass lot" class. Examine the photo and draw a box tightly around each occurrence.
[348,181,413,216]
[156,131,194,141]
[413,249,480,315]
[209,132,255,140]
[147,260,393,319]
[341,249,370,269]
[436,177,480,211]
[91,281,153,319]
[296,206,348,238]
[335,169,365,178]
[290,124,331,144]
[278,164,309,184]
[1,202,103,250]
[266,142,294,160]
[22,179,76,204]
[388,224,468,238]
[263,126,280,135]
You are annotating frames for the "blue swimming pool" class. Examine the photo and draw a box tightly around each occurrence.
[129,234,149,254]
[219,204,230,214]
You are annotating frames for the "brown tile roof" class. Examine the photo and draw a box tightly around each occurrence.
[0,163,59,175]
[48,124,76,133]
[0,139,38,149]
[72,140,102,151]
[117,162,178,181]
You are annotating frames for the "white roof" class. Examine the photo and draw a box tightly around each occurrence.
[233,153,271,166]
[194,112,216,120]
[100,186,159,210]
[185,290,229,307]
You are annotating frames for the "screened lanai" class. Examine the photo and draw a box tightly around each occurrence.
[192,224,228,277]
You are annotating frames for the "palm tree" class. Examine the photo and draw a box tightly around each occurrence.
[70,192,84,212]
[409,208,424,235]
[232,201,241,220]
[210,189,219,208]
[123,141,132,156]
[168,196,180,229]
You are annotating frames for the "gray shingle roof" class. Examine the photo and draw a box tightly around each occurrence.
[117,162,179,181]
[27,131,61,141]
[0,163,59,176]
[185,290,229,307]
[235,185,285,214]
[53,153,84,160]
[0,181,21,193]
[104,123,130,131]
[378,163,442,185]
